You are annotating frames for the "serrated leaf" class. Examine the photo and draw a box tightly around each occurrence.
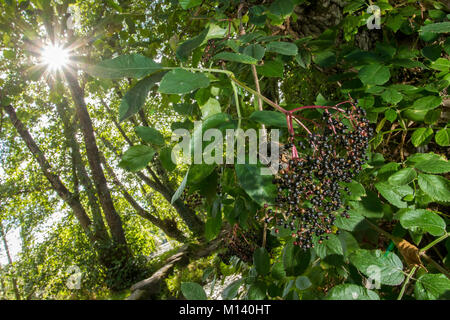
[388,168,417,186]
[411,127,433,147]
[420,22,450,34]
[135,126,165,146]
[200,97,221,119]
[176,27,208,61]
[418,173,450,203]
[268,0,294,18]
[415,160,450,174]
[159,147,176,171]
[435,128,450,146]
[180,282,207,300]
[235,163,276,206]
[415,274,450,300]
[381,88,403,104]
[213,51,258,64]
[119,72,166,122]
[222,278,244,300]
[326,284,380,300]
[87,54,162,79]
[350,191,384,217]
[253,247,270,276]
[256,60,284,78]
[375,182,413,208]
[314,233,343,259]
[118,145,155,172]
[350,249,404,286]
[358,64,391,85]
[282,240,311,276]
[158,69,210,94]
[399,209,446,236]
[243,43,266,60]
[335,211,365,231]
[412,96,442,111]
[295,276,312,291]
[265,41,298,56]
[247,282,267,300]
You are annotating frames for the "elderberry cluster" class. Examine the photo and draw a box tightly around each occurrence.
[181,188,204,210]
[263,105,373,250]
[202,39,217,64]
[219,225,260,264]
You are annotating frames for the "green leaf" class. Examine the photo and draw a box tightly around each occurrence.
[435,128,450,146]
[119,72,166,122]
[87,54,162,79]
[385,109,397,122]
[171,170,189,204]
[253,247,270,276]
[247,282,267,300]
[313,50,336,68]
[420,22,450,34]
[256,60,284,78]
[213,52,258,64]
[375,182,413,208]
[358,64,391,85]
[424,109,441,125]
[118,145,155,172]
[399,209,446,236]
[326,284,380,300]
[406,153,442,165]
[314,233,343,259]
[200,97,221,119]
[388,168,417,186]
[265,41,298,56]
[412,96,442,111]
[430,58,450,71]
[249,110,294,128]
[418,173,450,203]
[381,88,403,104]
[295,49,311,68]
[159,69,210,94]
[243,44,266,60]
[350,249,404,286]
[271,262,286,280]
[176,27,208,61]
[295,276,312,291]
[188,164,216,184]
[205,198,222,241]
[411,127,433,147]
[415,160,450,174]
[268,0,294,18]
[342,181,366,201]
[282,240,311,276]
[135,126,165,146]
[159,147,176,171]
[415,274,450,300]
[179,0,202,10]
[180,282,207,300]
[235,163,276,206]
[335,211,365,231]
[349,191,384,217]
[222,278,244,300]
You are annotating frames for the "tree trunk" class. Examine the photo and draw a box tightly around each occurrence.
[64,71,128,247]
[0,221,21,300]
[55,100,110,243]
[2,105,94,238]
[101,156,188,243]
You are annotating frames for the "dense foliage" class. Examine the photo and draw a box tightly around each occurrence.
[0,0,449,300]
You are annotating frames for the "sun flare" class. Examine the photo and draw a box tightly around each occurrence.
[41,44,70,71]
